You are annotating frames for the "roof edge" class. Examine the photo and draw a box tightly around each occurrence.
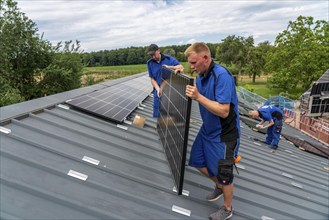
[0,72,148,123]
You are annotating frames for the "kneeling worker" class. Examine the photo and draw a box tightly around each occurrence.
[249,105,284,149]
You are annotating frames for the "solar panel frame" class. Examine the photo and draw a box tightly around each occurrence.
[65,75,152,123]
[307,95,329,116]
[157,67,194,195]
[307,81,329,116]
[310,81,329,96]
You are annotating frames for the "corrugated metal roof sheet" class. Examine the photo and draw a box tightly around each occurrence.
[317,69,329,83]
[301,69,329,96]
[1,73,328,220]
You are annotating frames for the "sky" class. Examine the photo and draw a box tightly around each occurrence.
[15,0,329,52]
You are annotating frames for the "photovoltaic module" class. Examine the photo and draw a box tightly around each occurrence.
[157,67,194,195]
[66,75,152,123]
[308,81,329,116]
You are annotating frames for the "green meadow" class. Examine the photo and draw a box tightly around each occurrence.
[83,63,303,100]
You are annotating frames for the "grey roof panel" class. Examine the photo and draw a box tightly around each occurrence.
[0,72,148,123]
[1,73,328,220]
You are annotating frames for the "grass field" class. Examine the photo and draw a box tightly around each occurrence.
[237,75,304,99]
[82,62,192,86]
[82,64,304,100]
[82,64,147,73]
[82,64,147,86]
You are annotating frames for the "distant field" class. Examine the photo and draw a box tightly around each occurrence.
[82,65,303,100]
[83,64,147,73]
[237,75,304,99]
[82,62,191,86]
[82,64,147,86]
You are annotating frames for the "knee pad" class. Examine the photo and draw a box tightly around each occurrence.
[217,158,234,185]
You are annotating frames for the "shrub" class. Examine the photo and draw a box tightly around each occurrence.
[245,84,254,92]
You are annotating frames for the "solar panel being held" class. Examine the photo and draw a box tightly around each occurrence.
[66,75,152,123]
[157,67,194,195]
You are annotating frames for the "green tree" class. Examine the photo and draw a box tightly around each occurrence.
[206,43,219,59]
[245,41,272,83]
[0,74,24,106]
[126,51,138,65]
[163,48,175,56]
[39,40,83,95]
[176,52,186,63]
[1,1,83,106]
[0,0,53,101]
[216,35,254,77]
[266,16,329,90]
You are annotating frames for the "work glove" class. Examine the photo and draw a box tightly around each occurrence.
[256,124,265,129]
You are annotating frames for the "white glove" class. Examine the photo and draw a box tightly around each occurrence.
[256,124,264,129]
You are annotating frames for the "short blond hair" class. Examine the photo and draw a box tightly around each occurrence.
[248,110,259,118]
[184,42,211,57]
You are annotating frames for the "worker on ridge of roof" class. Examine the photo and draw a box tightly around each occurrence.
[249,105,284,149]
[146,44,184,118]
[179,42,240,220]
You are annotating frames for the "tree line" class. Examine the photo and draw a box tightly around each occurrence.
[1,0,329,107]
[82,44,221,69]
[81,43,219,67]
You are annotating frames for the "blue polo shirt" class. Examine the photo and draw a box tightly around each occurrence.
[147,53,180,85]
[197,61,240,142]
[258,105,283,121]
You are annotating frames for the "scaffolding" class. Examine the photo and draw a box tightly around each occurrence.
[267,95,296,110]
[284,108,329,146]
[237,86,267,108]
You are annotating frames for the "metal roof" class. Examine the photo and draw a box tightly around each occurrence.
[1,73,328,220]
[301,69,329,96]
[316,69,329,83]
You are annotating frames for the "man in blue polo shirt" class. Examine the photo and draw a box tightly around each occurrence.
[183,42,240,220]
[146,44,183,118]
[249,105,284,149]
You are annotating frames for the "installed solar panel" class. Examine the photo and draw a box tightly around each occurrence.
[66,75,152,123]
[157,67,194,195]
[310,81,329,96]
[307,81,329,116]
[308,96,329,116]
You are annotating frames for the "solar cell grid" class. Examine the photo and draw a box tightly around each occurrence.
[310,81,329,96]
[157,67,193,195]
[66,75,152,122]
[308,81,329,116]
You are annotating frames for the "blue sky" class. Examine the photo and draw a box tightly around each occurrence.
[16,0,329,52]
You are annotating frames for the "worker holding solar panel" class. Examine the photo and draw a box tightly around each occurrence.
[249,105,284,150]
[146,44,184,117]
[182,42,240,220]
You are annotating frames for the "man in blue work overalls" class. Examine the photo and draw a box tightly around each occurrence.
[249,105,284,149]
[146,44,183,118]
[182,42,240,220]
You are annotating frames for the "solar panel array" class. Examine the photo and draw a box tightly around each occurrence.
[310,81,329,96]
[66,75,152,123]
[308,81,329,116]
[157,67,194,195]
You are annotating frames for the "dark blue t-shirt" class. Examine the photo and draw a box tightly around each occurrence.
[258,105,284,121]
[147,54,180,86]
[197,61,240,142]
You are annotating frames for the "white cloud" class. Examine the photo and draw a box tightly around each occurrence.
[15,0,329,52]
[187,38,197,44]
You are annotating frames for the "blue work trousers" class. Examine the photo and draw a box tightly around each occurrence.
[153,90,159,118]
[265,118,282,148]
